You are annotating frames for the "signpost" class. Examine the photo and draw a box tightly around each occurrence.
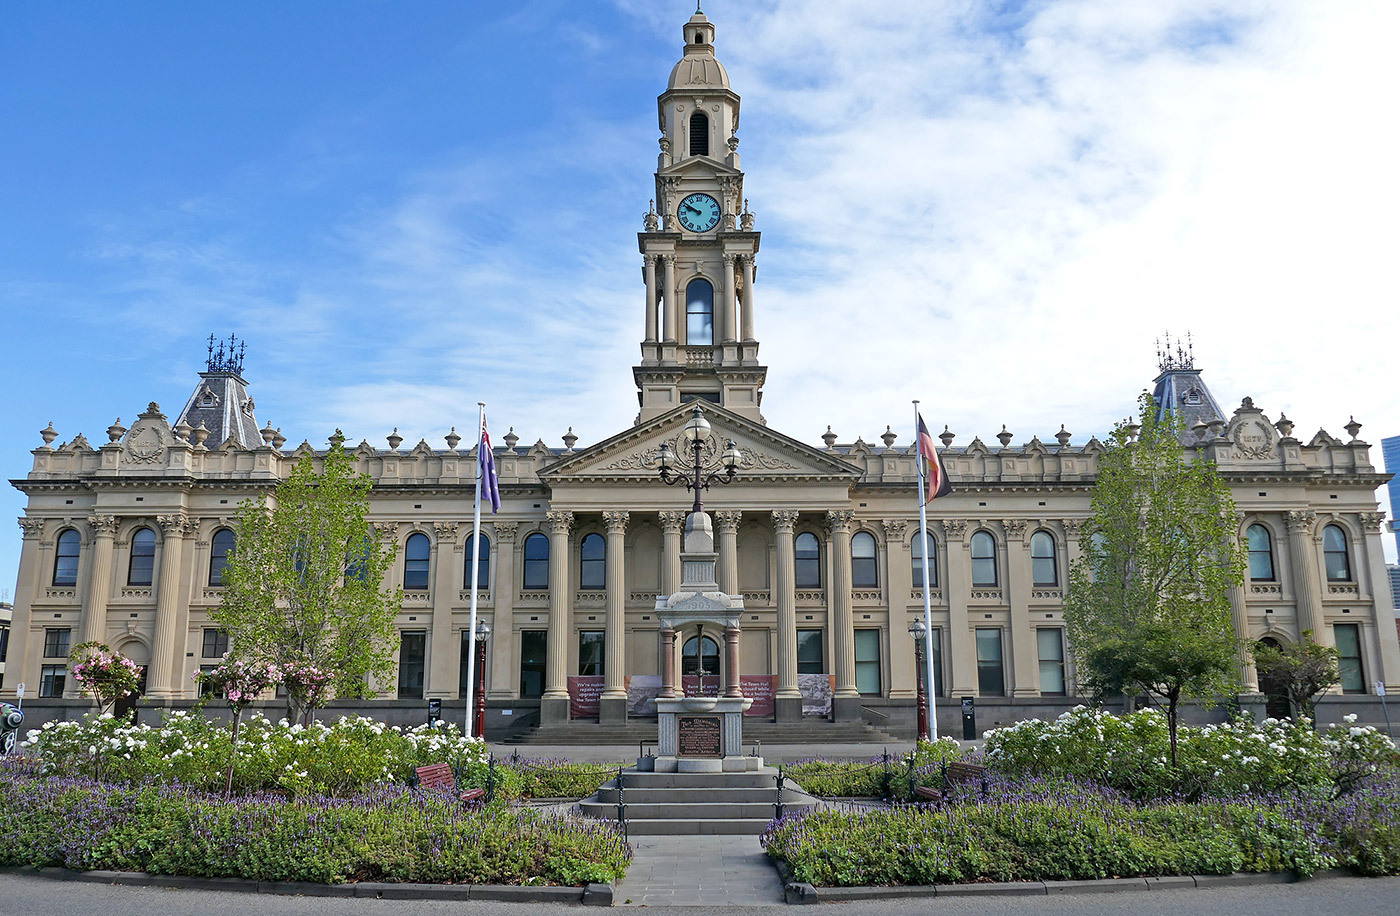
[1378,681,1392,739]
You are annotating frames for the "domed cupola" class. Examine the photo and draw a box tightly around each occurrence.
[668,10,729,91]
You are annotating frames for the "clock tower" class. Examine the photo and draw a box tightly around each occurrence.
[634,8,765,424]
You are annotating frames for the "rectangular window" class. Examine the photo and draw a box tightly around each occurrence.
[1037,628,1066,696]
[854,629,881,696]
[975,627,1005,696]
[397,632,426,700]
[201,628,229,659]
[459,629,489,696]
[0,625,9,664]
[198,665,221,698]
[1334,623,1365,693]
[39,664,66,698]
[796,628,824,674]
[43,627,71,659]
[520,630,547,698]
[578,630,605,676]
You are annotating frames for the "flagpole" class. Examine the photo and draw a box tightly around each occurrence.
[914,400,938,742]
[465,402,486,738]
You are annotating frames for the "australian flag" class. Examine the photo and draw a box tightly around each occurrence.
[480,415,501,514]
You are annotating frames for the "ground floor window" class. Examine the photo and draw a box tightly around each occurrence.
[202,628,228,659]
[578,630,605,676]
[39,664,66,698]
[1037,628,1066,695]
[975,627,1005,696]
[43,627,70,659]
[854,629,881,695]
[796,628,824,674]
[398,632,426,700]
[1334,623,1365,693]
[459,629,490,696]
[519,631,547,698]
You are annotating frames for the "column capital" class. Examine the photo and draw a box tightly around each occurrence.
[18,517,45,540]
[644,251,660,265]
[881,519,908,543]
[372,521,399,540]
[603,510,631,533]
[771,509,800,532]
[157,514,192,537]
[661,253,676,265]
[714,509,742,533]
[1359,511,1387,533]
[943,518,969,542]
[88,515,119,537]
[825,509,855,535]
[433,521,459,541]
[546,510,574,534]
[1285,509,1316,534]
[494,521,520,543]
[721,252,737,265]
[1060,518,1085,539]
[1003,518,1028,543]
[659,510,688,533]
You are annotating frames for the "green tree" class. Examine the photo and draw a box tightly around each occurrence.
[1251,630,1340,722]
[1065,392,1245,767]
[213,436,401,723]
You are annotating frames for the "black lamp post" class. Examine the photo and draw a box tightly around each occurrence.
[908,618,930,742]
[473,619,490,740]
[655,405,742,513]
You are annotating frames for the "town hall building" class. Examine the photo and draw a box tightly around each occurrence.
[6,10,1398,737]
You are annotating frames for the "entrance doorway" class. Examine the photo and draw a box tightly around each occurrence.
[1255,637,1291,719]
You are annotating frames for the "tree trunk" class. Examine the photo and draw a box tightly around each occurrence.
[224,708,243,799]
[1167,689,1180,770]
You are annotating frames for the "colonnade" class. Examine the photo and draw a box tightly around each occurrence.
[642,252,757,346]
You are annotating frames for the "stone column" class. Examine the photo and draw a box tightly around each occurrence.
[600,511,630,724]
[883,520,916,700]
[772,510,801,721]
[541,510,573,724]
[1005,520,1039,698]
[1286,511,1324,644]
[1227,514,1258,691]
[1359,512,1400,688]
[658,625,677,698]
[488,523,519,699]
[723,625,742,698]
[79,515,119,647]
[428,522,459,698]
[661,255,677,344]
[660,511,686,595]
[827,511,858,718]
[715,510,741,596]
[721,253,738,344]
[148,514,191,698]
[643,254,658,344]
[740,255,756,342]
[2,519,48,699]
[944,520,977,694]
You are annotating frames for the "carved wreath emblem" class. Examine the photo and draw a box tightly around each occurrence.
[1232,419,1275,460]
[124,423,166,463]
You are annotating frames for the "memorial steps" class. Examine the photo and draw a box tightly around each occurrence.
[498,718,900,747]
[577,769,820,835]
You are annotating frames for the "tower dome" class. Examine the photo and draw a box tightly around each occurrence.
[667,11,729,90]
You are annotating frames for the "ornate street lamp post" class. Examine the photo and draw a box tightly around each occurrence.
[655,405,742,513]
[473,619,490,740]
[908,618,930,742]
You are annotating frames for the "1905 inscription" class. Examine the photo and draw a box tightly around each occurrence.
[677,715,722,757]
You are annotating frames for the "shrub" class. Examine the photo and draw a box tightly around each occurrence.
[496,757,624,800]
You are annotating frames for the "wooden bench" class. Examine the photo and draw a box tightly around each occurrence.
[415,763,487,805]
[913,761,988,801]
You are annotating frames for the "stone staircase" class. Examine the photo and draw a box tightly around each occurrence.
[500,719,900,747]
[578,768,819,835]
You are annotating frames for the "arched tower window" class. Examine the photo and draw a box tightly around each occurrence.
[686,278,714,345]
[580,533,605,589]
[795,532,821,588]
[1030,531,1058,587]
[404,533,430,590]
[912,531,938,588]
[851,531,877,588]
[53,529,80,587]
[128,527,156,587]
[689,110,709,157]
[209,529,235,586]
[1246,524,1275,581]
[464,533,490,589]
[523,533,549,589]
[971,531,998,587]
[1322,525,1351,581]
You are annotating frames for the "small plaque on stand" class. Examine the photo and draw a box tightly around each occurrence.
[677,715,722,757]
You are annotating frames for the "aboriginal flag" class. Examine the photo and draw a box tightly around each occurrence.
[916,412,952,503]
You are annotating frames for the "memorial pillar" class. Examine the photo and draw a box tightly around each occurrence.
[723,625,741,698]
[659,625,677,698]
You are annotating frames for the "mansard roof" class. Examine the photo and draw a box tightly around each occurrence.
[175,370,263,449]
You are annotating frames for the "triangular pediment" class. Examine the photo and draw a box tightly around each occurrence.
[657,156,741,181]
[539,401,861,481]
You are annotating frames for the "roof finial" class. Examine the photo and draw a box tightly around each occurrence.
[696,0,703,13]
[205,332,246,374]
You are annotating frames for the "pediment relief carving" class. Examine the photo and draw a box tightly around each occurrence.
[1225,416,1276,460]
[123,415,171,464]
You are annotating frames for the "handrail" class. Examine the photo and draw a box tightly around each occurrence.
[860,705,891,721]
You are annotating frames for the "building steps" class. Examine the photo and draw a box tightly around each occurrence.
[578,767,819,835]
[500,719,899,747]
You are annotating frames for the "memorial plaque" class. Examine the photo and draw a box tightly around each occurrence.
[677,715,723,757]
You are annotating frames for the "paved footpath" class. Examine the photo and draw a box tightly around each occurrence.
[614,835,783,907]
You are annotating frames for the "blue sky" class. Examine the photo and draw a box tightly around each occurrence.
[3,0,1397,593]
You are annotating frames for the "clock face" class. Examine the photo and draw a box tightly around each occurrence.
[677,193,721,232]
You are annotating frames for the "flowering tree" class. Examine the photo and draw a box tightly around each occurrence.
[68,642,141,716]
[194,660,280,797]
[1252,630,1340,723]
[277,659,332,727]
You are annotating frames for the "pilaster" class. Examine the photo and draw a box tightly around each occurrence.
[428,522,459,699]
[882,519,916,700]
[79,515,119,647]
[943,519,977,695]
[1286,510,1323,643]
[1004,519,1038,698]
[771,510,800,719]
[488,523,519,700]
[2,518,47,699]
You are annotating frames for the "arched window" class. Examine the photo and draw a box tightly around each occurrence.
[580,533,605,589]
[795,532,821,588]
[1246,524,1275,581]
[1322,525,1351,581]
[346,535,373,583]
[971,531,997,587]
[851,532,877,588]
[463,533,490,589]
[1030,531,1057,587]
[686,278,714,345]
[682,635,720,676]
[53,529,80,587]
[689,110,709,156]
[523,533,550,589]
[911,531,938,588]
[128,527,156,586]
[404,533,430,590]
[209,529,235,586]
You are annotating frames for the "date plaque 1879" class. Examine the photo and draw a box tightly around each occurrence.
[676,715,723,758]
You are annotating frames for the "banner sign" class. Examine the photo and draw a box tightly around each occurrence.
[798,674,834,717]
[739,675,776,717]
[566,675,604,718]
[626,675,661,716]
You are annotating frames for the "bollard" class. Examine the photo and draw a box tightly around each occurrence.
[615,767,628,843]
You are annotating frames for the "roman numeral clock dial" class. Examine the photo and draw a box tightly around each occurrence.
[677,193,721,232]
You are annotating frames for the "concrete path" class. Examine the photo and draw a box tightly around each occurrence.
[614,834,784,907]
